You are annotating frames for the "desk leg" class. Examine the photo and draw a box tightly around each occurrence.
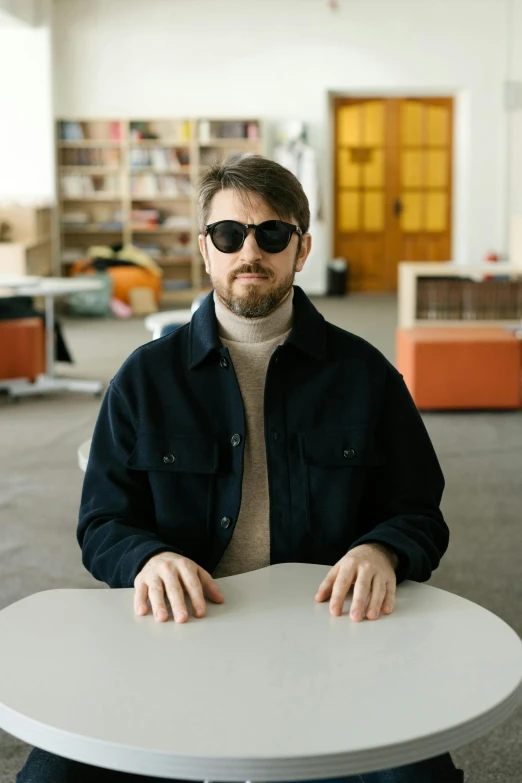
[44,293,55,378]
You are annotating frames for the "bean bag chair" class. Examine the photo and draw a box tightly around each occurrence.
[70,244,162,306]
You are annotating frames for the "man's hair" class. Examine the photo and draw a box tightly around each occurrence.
[197,155,310,235]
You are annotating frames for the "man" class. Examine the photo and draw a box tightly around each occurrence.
[18,157,464,783]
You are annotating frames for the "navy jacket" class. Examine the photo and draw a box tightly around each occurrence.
[78,286,448,588]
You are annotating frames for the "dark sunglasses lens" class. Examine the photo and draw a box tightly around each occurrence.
[256,221,291,253]
[211,222,244,253]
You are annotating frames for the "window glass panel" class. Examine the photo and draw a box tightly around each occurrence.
[338,191,360,231]
[425,192,447,231]
[427,105,448,146]
[401,101,423,146]
[362,149,384,188]
[401,192,423,232]
[426,150,447,188]
[337,148,359,187]
[338,105,361,146]
[362,101,384,146]
[363,192,384,232]
[402,150,423,188]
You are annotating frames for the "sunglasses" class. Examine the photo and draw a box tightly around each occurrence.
[204,220,302,254]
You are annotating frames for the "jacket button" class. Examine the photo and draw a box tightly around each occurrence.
[343,448,356,459]
[163,453,176,464]
[220,356,229,368]
[231,433,242,447]
[220,516,232,529]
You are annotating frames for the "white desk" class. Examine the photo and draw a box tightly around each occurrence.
[0,563,521,780]
[0,274,42,288]
[0,276,104,400]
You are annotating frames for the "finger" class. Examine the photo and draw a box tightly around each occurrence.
[147,579,169,623]
[163,577,189,624]
[179,566,207,618]
[134,582,149,616]
[315,564,340,602]
[366,577,387,620]
[199,569,225,604]
[329,566,356,616]
[382,584,397,614]
[349,567,373,622]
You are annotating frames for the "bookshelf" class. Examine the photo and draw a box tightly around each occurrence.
[398,262,522,328]
[56,118,264,304]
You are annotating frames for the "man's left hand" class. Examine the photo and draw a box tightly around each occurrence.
[315,543,398,621]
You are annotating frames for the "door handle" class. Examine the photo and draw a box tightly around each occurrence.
[393,198,403,217]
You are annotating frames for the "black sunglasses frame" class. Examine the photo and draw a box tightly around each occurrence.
[204,220,303,254]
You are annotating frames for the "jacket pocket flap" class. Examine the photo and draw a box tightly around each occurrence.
[126,434,219,474]
[299,426,385,468]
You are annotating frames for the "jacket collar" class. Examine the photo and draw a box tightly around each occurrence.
[189,285,326,369]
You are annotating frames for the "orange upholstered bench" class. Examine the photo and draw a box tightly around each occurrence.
[396,327,522,410]
[0,318,45,382]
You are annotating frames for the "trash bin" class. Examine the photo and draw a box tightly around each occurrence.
[327,258,349,296]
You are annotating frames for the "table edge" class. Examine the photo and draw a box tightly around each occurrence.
[1,673,521,780]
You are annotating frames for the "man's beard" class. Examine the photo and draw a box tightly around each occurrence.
[211,261,297,318]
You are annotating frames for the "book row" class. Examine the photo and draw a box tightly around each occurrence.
[416,278,522,320]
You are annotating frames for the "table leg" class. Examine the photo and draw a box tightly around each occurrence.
[44,293,55,378]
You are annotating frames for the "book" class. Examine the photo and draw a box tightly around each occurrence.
[60,121,84,140]
[109,121,122,141]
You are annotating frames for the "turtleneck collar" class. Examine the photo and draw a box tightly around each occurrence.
[214,289,294,344]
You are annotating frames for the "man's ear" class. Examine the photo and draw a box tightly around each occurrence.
[295,233,312,273]
[199,234,210,274]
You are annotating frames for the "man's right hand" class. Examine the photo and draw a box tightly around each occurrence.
[134,552,224,623]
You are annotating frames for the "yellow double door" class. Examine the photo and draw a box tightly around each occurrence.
[333,97,453,293]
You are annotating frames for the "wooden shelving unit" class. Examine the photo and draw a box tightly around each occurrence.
[398,262,522,328]
[56,117,264,303]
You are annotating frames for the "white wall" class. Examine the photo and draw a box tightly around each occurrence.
[0,0,39,27]
[52,0,514,292]
[509,0,522,218]
[0,0,54,202]
[48,0,522,290]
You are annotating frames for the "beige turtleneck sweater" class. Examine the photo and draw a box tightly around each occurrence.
[212,290,294,578]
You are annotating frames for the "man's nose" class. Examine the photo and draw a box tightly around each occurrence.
[239,228,262,261]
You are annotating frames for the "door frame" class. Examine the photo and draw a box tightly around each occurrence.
[327,88,469,283]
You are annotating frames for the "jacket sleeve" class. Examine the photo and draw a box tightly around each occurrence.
[349,366,449,583]
[77,381,183,588]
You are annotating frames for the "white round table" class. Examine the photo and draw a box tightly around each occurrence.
[144,309,193,340]
[0,563,521,780]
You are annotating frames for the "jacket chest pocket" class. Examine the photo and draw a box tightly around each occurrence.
[299,425,385,547]
[125,434,219,547]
